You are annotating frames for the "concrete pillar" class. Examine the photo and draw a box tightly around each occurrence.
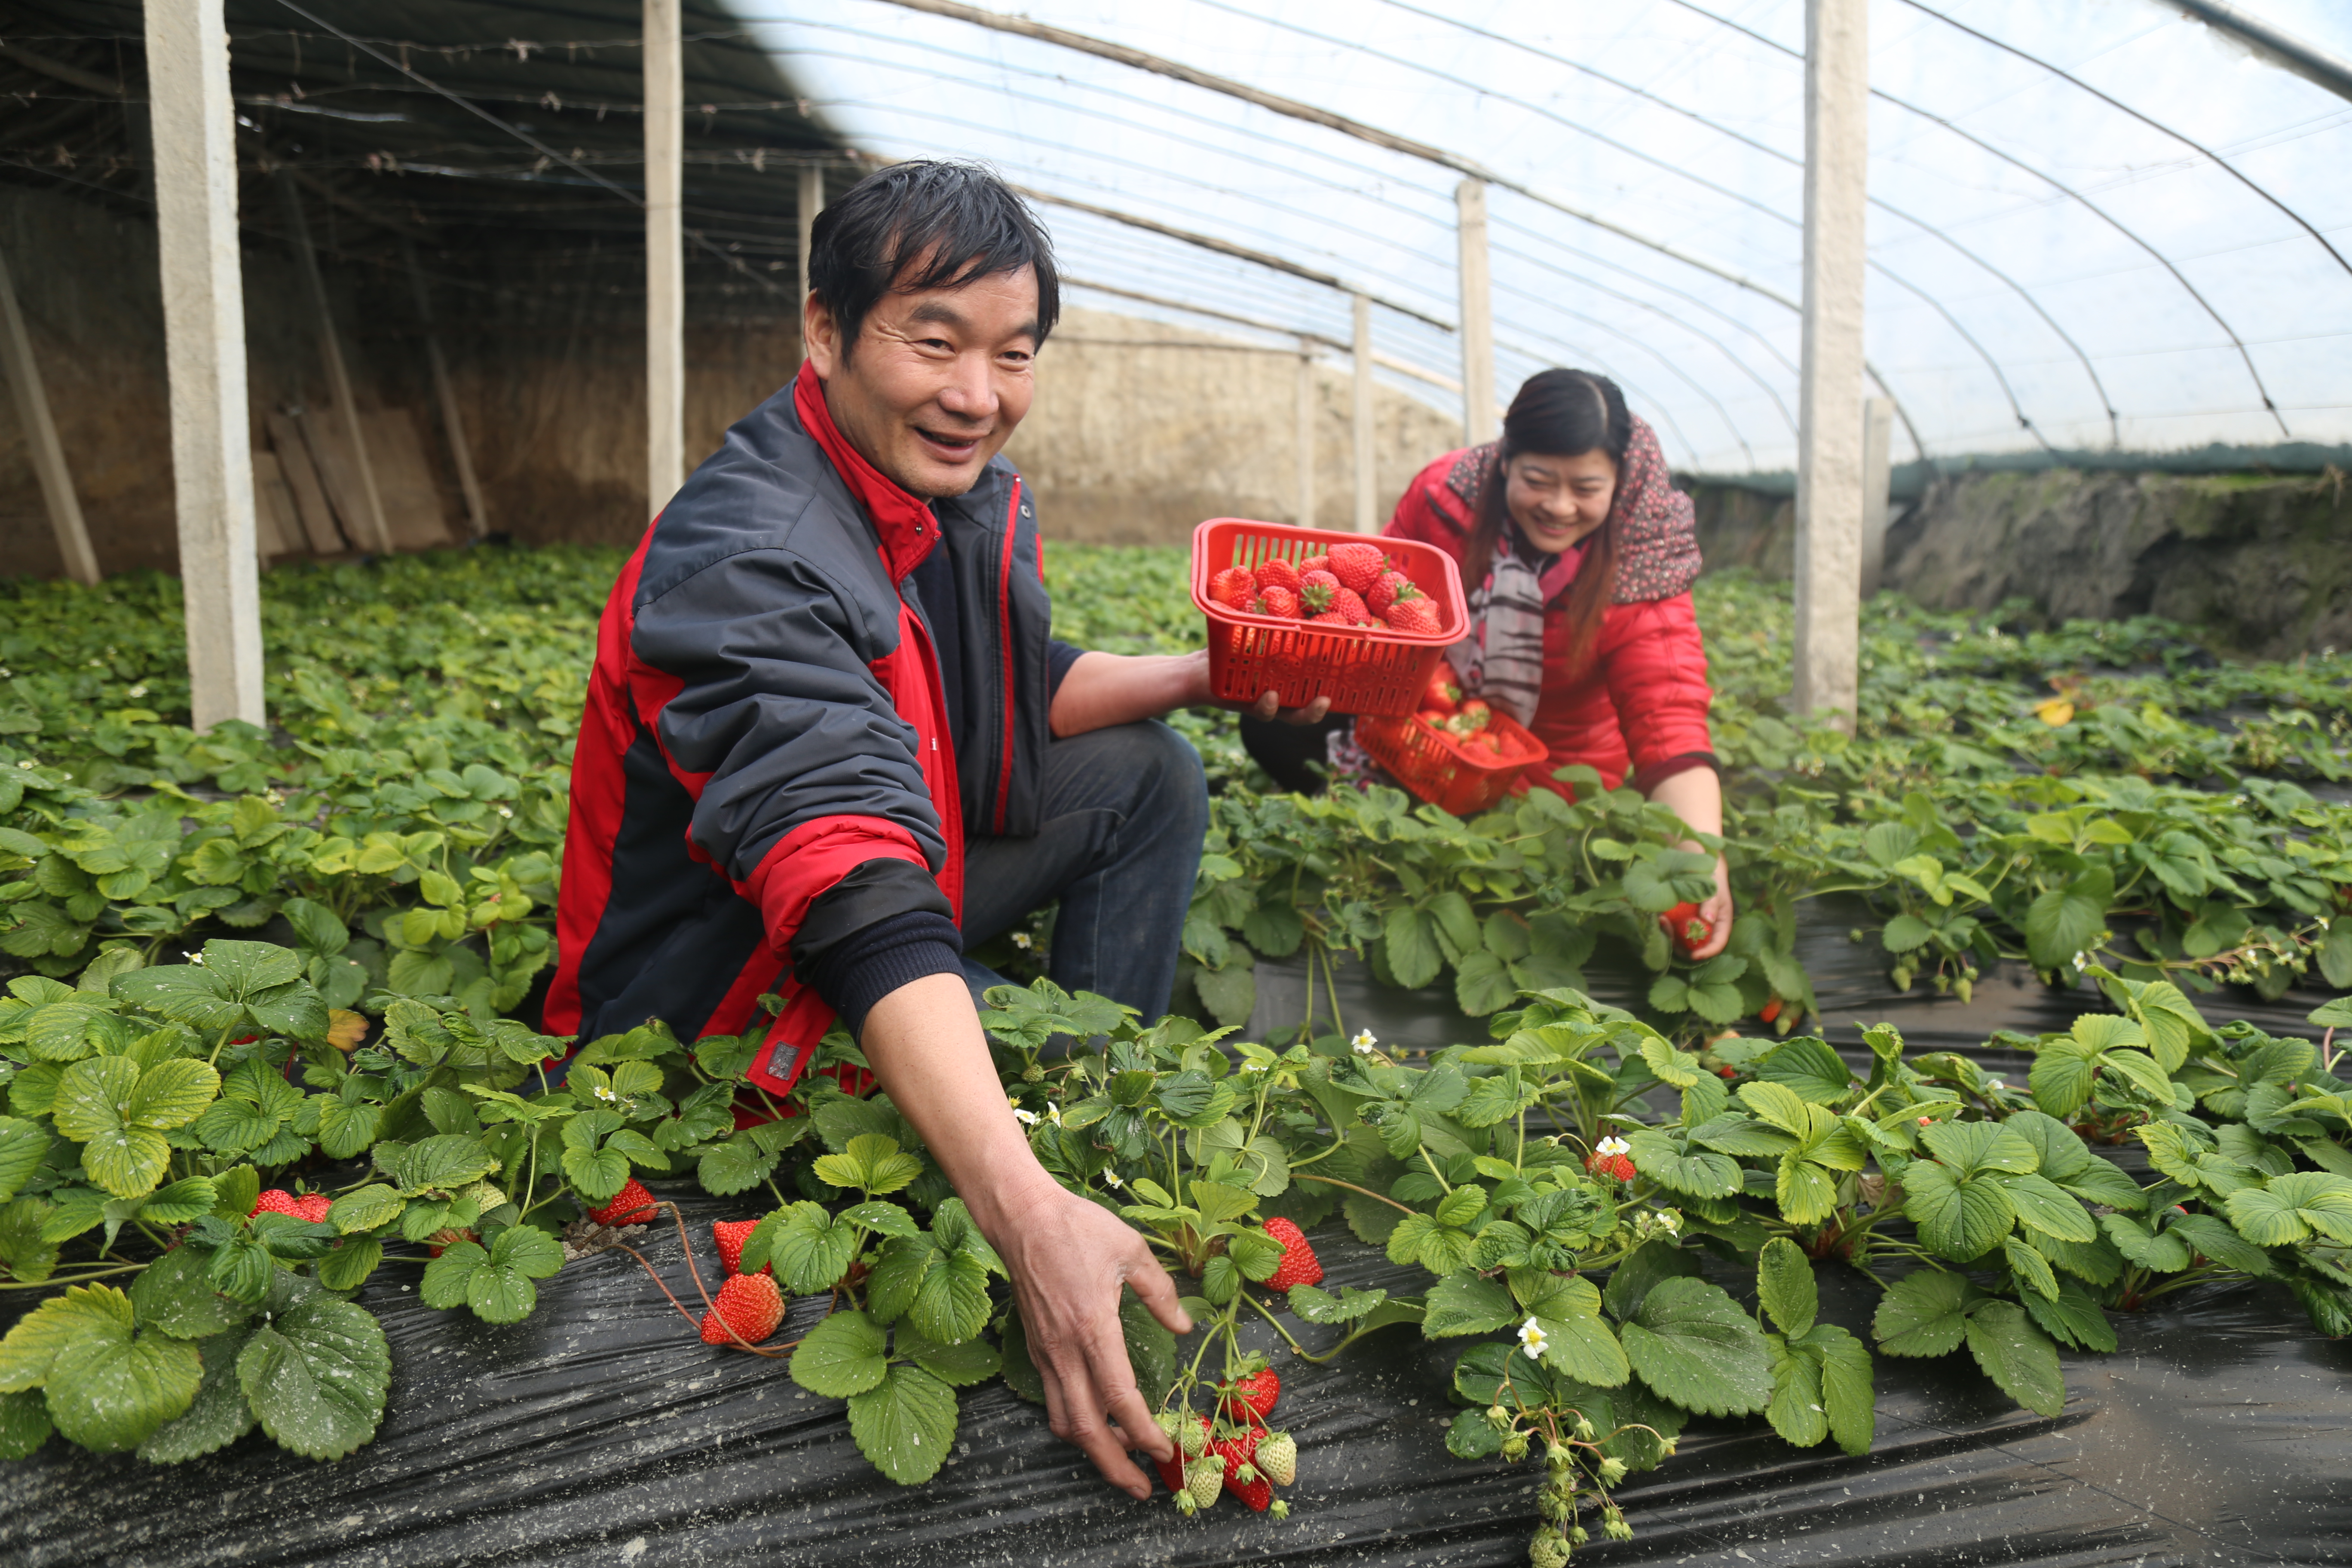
[798,162,824,340]
[646,0,685,515]
[146,0,263,729]
[280,173,390,554]
[1351,293,1376,533]
[402,239,488,539]
[1295,338,1316,528]
[1792,0,1869,726]
[0,242,98,584]
[1858,395,1893,598]
[1455,179,1497,447]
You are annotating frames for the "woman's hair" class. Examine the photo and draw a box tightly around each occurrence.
[1463,368,1634,674]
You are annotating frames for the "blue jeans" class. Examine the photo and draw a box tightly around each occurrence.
[958,719,1207,1022]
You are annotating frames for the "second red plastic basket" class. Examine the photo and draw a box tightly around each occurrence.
[1356,708,1547,816]
[1191,518,1467,717]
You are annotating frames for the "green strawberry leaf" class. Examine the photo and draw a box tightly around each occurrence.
[1534,1277,1629,1389]
[1755,1237,1818,1338]
[894,1327,1001,1388]
[1873,1269,1976,1358]
[765,1202,861,1295]
[1757,1037,1853,1104]
[2020,1281,2116,1353]
[1119,1290,1178,1406]
[1626,1131,1740,1198]
[45,1326,202,1451]
[791,1309,890,1399]
[1998,1173,2098,1244]
[0,1387,51,1459]
[846,1361,957,1485]
[1424,1272,1517,1338]
[1618,1276,1771,1417]
[1807,1323,1875,1455]
[1286,1283,1389,1324]
[129,1244,254,1339]
[0,1281,133,1390]
[2225,1172,2352,1246]
[1961,1300,2065,1418]
[317,1238,384,1292]
[1765,1332,1828,1448]
[1903,1161,2015,1262]
[136,1319,260,1463]
[0,1116,50,1204]
[236,1291,390,1459]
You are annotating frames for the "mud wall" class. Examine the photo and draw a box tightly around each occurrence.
[1679,468,2352,658]
[1,185,1462,575]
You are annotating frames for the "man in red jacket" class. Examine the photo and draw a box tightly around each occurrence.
[551,163,1315,1497]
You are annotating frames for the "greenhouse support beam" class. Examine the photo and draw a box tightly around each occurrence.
[2163,0,2352,101]
[1352,294,1376,534]
[1456,179,1497,446]
[1297,338,1317,529]
[1859,396,1893,598]
[798,162,824,341]
[147,0,263,730]
[0,242,98,585]
[1793,0,1868,728]
[280,173,390,554]
[646,0,685,515]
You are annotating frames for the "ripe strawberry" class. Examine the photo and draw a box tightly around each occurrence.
[1368,569,1410,613]
[1758,997,1784,1024]
[1221,1366,1280,1424]
[1421,671,1460,714]
[1213,1428,1271,1511]
[699,1269,786,1345]
[714,1218,767,1276]
[426,1226,477,1258]
[1298,570,1341,615]
[292,1193,332,1224]
[1210,566,1257,611]
[1585,1152,1636,1182]
[249,1189,303,1220]
[1255,556,1301,593]
[1155,1450,1186,1494]
[1718,1065,1739,1080]
[1262,1217,1324,1291]
[1385,594,1442,635]
[1328,541,1387,594]
[1253,585,1300,619]
[1660,900,1712,954]
[587,1178,657,1227]
[1256,1429,1298,1487]
[1328,587,1371,624]
[1299,552,1330,577]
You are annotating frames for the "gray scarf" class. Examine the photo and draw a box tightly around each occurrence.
[1447,532,1547,724]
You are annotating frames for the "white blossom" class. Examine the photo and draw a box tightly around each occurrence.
[1351,1029,1378,1056]
[1517,1317,1549,1361]
[1011,931,1032,950]
[1596,1135,1631,1158]
[1011,1106,1039,1127]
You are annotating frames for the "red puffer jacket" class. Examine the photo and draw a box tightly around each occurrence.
[1382,444,1715,796]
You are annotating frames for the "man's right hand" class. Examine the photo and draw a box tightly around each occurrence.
[980,1174,1193,1497]
[857,972,1190,1497]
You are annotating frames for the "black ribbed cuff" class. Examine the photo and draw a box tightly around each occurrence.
[805,910,965,1038]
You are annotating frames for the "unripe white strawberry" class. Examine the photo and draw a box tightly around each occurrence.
[1256,1430,1297,1486]
[1185,1455,1226,1508]
[1178,1412,1208,1458]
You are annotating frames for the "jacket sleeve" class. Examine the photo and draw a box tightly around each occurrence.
[1596,592,1717,787]
[627,545,955,974]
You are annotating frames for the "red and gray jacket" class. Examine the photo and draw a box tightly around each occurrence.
[1384,444,1716,795]
[546,362,1060,1095]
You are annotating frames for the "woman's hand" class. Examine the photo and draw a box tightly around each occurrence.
[1687,852,1734,959]
[1646,766,1733,958]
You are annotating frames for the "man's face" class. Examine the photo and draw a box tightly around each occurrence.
[805,262,1040,499]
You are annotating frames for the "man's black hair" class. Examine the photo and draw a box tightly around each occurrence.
[807,161,1059,357]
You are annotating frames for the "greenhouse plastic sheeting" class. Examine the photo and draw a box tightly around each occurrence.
[5,903,2346,1568]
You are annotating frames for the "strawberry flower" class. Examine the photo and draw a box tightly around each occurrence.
[1517,1317,1549,1361]
[1596,1135,1631,1158]
[1351,1029,1378,1056]
[1011,931,1033,950]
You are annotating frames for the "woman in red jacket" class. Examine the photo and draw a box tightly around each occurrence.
[1244,367,1731,956]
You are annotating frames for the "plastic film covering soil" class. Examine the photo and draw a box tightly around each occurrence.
[3,905,2346,1567]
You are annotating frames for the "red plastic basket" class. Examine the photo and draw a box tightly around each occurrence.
[1191,518,1467,717]
[1356,708,1547,816]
